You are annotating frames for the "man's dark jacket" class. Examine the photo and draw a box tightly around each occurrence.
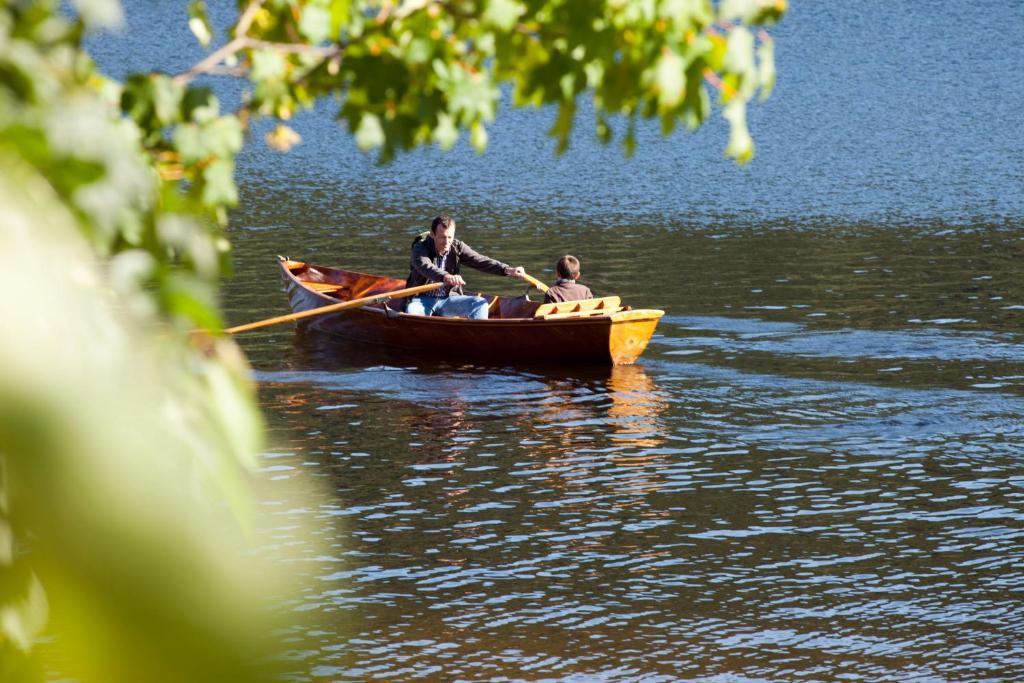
[405,231,511,295]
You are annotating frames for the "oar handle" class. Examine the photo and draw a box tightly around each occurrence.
[224,281,444,334]
[521,272,549,293]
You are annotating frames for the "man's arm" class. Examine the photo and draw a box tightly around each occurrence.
[459,242,514,277]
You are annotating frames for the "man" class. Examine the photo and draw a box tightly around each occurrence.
[543,254,594,304]
[405,214,526,319]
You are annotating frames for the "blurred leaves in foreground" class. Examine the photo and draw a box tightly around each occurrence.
[0,155,293,682]
[0,0,785,680]
[0,3,313,680]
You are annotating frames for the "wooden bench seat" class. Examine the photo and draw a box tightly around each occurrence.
[305,281,345,293]
[534,296,622,319]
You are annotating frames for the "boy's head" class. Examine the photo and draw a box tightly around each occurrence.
[556,254,581,280]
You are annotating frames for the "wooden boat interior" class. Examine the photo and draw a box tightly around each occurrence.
[283,260,629,320]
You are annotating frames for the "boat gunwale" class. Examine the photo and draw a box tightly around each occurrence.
[282,261,664,326]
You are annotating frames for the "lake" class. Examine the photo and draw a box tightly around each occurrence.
[91,2,1024,680]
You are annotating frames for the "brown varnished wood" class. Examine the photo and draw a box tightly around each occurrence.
[279,259,664,365]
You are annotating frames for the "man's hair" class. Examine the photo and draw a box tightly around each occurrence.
[431,214,455,233]
[556,254,580,279]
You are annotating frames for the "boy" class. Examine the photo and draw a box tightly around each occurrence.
[543,254,594,304]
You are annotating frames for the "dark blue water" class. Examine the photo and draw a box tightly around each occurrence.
[90,2,1024,681]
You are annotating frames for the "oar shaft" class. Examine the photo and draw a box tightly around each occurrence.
[522,272,549,293]
[225,281,444,334]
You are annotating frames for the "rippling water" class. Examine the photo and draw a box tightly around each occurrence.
[253,332,1024,681]
[89,1,1024,680]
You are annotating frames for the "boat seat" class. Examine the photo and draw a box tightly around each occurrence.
[533,296,622,319]
[305,281,345,293]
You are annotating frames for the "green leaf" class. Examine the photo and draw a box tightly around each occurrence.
[683,87,710,129]
[719,0,761,23]
[172,116,242,164]
[659,0,714,26]
[298,4,332,44]
[723,99,753,163]
[251,50,286,81]
[445,68,499,124]
[559,72,575,100]
[121,75,156,130]
[548,100,575,154]
[354,113,385,151]
[0,573,48,652]
[655,50,685,110]
[470,121,488,153]
[172,124,205,164]
[757,36,776,100]
[161,270,222,330]
[330,0,351,35]
[432,113,458,150]
[623,116,637,158]
[723,26,756,78]
[205,116,244,157]
[200,159,238,206]
[188,1,212,47]
[201,358,264,470]
[70,0,123,28]
[151,76,184,126]
[483,0,526,31]
[595,116,613,145]
[405,37,434,64]
[156,214,218,278]
[181,87,220,124]
[721,0,786,24]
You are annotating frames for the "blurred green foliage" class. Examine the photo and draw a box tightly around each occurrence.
[183,0,784,163]
[0,0,784,680]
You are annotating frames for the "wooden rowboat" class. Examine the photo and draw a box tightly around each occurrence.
[278,257,664,365]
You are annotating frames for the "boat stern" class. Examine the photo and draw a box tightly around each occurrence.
[608,309,664,364]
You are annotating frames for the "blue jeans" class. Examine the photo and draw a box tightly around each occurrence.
[406,294,490,319]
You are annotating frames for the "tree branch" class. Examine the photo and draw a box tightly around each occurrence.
[235,0,264,38]
[702,68,736,99]
[174,37,247,85]
[245,39,342,58]
[173,38,342,85]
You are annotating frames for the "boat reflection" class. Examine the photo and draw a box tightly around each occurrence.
[284,328,669,453]
[525,362,669,452]
[281,329,674,553]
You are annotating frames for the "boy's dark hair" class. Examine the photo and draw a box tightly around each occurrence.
[431,214,455,233]
[556,254,581,279]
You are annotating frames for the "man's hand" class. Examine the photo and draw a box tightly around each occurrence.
[506,266,526,280]
[443,273,466,288]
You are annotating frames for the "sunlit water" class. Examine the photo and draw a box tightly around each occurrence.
[89,1,1024,680]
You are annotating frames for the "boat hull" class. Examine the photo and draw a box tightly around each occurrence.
[279,260,663,365]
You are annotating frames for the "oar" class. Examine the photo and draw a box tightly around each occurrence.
[521,272,549,293]
[224,281,445,334]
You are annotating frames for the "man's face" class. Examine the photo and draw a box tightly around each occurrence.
[432,224,456,254]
